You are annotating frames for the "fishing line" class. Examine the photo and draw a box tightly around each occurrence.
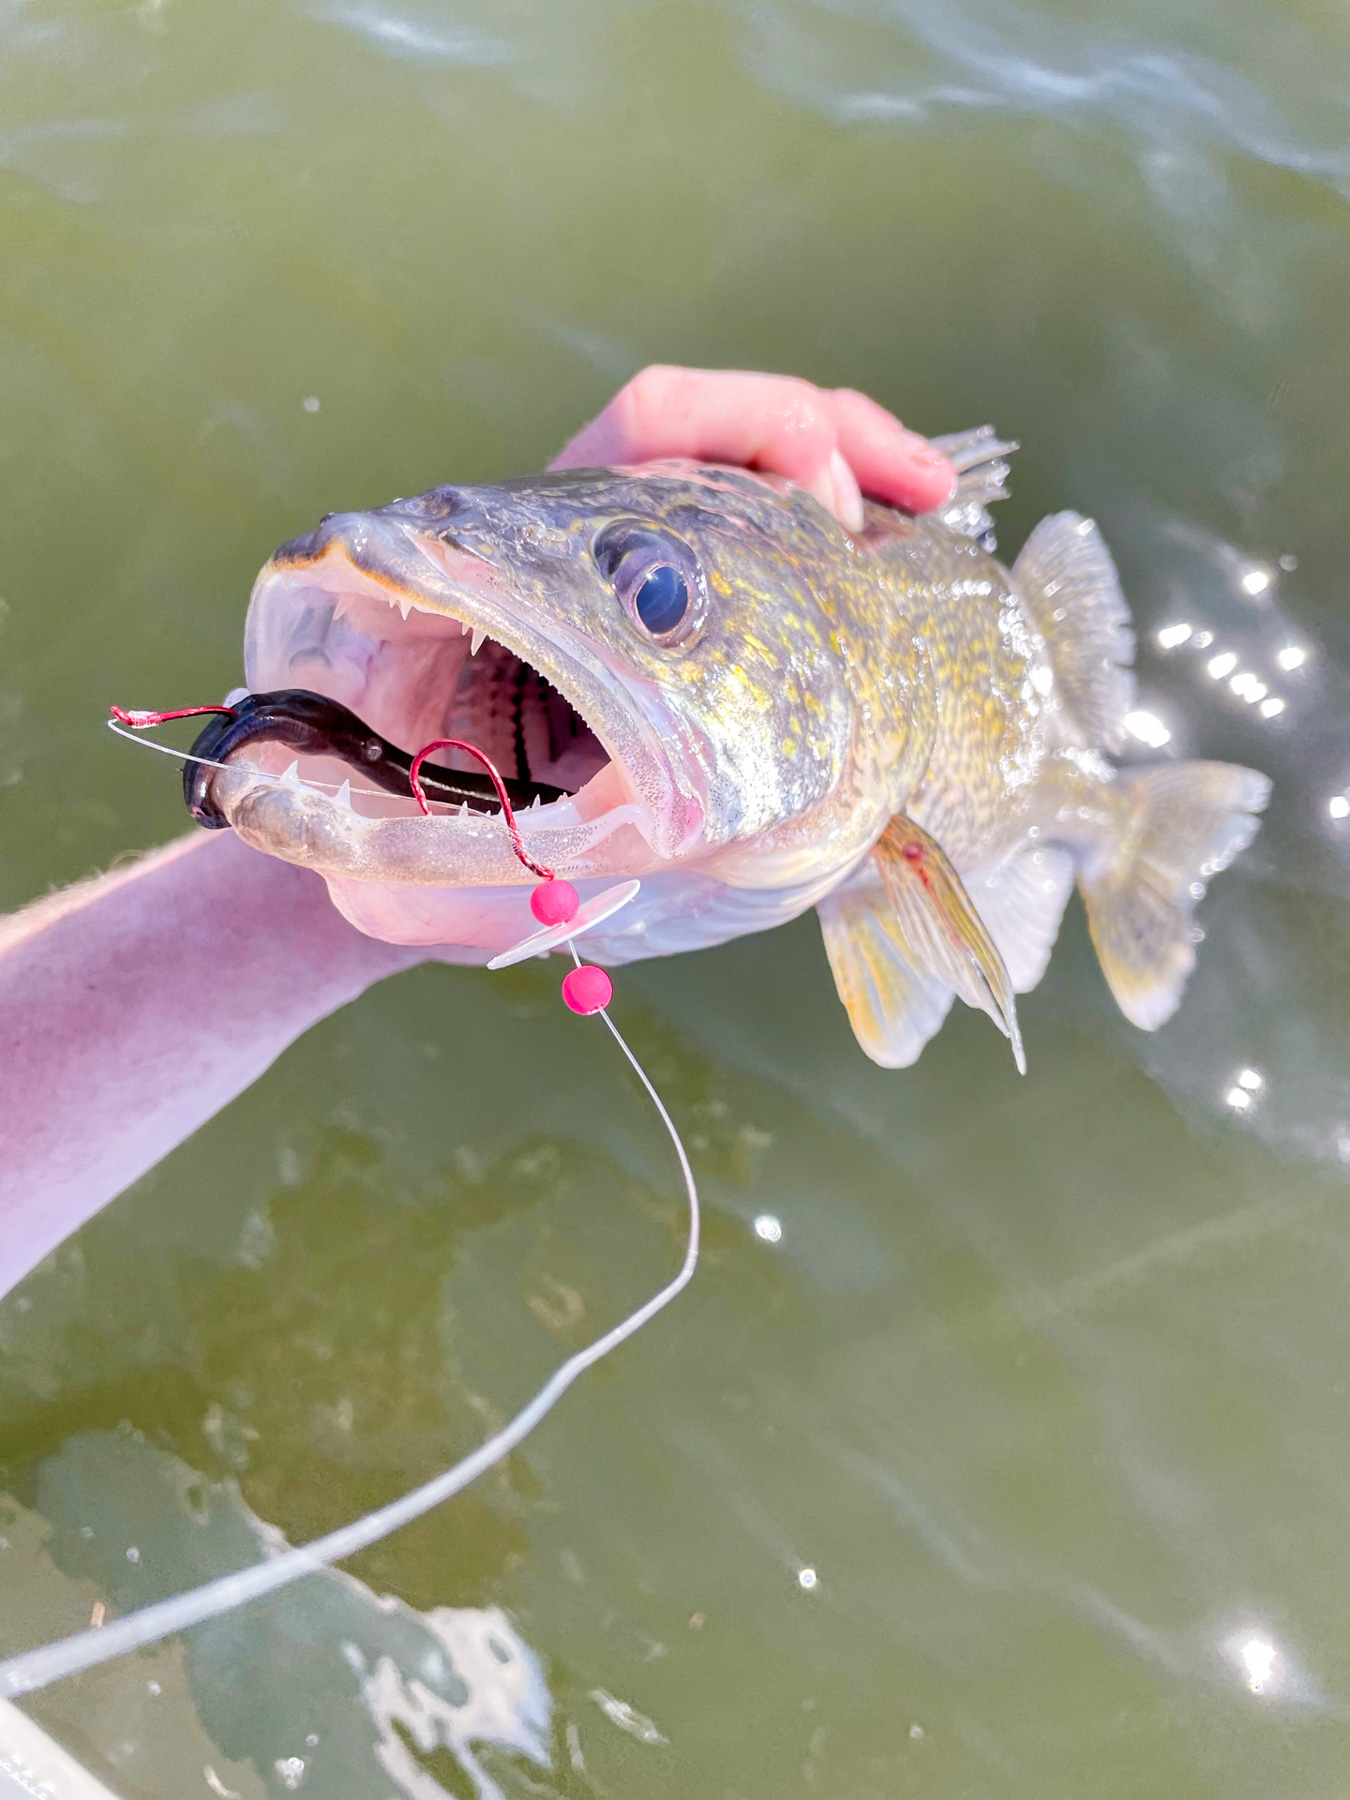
[409,735,555,878]
[0,718,699,1701]
[106,720,467,814]
[0,1040,696,1699]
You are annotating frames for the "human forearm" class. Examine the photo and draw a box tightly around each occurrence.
[0,831,419,1297]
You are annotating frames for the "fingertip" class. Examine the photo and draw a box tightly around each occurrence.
[829,387,958,514]
[548,363,693,470]
[827,448,865,532]
[899,451,960,514]
[800,461,839,517]
[619,363,698,445]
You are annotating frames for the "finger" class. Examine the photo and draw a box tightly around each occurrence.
[825,449,865,534]
[552,365,847,514]
[828,388,957,514]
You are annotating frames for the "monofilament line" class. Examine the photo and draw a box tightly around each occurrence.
[0,1007,699,1700]
[106,719,393,806]
[106,719,524,819]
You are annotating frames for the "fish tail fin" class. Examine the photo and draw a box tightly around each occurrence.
[1080,761,1270,1030]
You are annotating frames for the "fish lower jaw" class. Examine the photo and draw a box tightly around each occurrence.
[211,749,668,887]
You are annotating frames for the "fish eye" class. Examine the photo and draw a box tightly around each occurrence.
[593,523,704,646]
[632,562,690,636]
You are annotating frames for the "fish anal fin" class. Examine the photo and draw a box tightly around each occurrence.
[818,872,954,1069]
[974,843,1075,994]
[1082,761,1270,1030]
[873,817,1026,1074]
[1013,511,1136,752]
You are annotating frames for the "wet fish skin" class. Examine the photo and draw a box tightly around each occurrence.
[225,446,1268,1065]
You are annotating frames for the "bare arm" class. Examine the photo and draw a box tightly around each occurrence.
[0,832,422,1296]
[0,369,954,1300]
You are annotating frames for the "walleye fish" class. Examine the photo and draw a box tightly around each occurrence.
[201,430,1269,1068]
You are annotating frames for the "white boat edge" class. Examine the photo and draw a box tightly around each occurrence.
[0,1699,124,1800]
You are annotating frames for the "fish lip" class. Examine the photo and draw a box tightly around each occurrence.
[224,510,701,875]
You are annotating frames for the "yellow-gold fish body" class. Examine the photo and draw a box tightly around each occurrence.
[212,430,1268,1068]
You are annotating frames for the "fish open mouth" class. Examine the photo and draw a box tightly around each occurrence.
[207,512,695,892]
[183,688,572,829]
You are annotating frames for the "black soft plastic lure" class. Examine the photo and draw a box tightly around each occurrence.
[184,689,566,828]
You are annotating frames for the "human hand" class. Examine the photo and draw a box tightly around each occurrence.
[549,364,958,531]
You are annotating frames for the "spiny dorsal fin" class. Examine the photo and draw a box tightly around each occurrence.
[926,425,1018,549]
[872,816,1025,1074]
[1013,511,1136,752]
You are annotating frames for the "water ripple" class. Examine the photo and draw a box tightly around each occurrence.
[752,0,1350,194]
[317,3,515,65]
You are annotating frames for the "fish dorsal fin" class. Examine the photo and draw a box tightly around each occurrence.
[1012,512,1136,752]
[818,868,955,1069]
[925,425,1018,548]
[872,817,1025,1073]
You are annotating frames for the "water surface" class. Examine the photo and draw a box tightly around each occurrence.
[3,1,1350,1794]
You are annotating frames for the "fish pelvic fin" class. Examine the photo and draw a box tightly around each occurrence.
[926,426,1017,548]
[1013,512,1136,752]
[818,816,1027,1072]
[1082,761,1271,1030]
[818,870,955,1068]
[873,818,1026,1073]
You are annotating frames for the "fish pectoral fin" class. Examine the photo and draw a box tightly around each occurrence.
[818,875,955,1069]
[872,817,1026,1074]
[1012,511,1136,752]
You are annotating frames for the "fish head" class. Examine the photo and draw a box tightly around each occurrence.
[218,463,915,949]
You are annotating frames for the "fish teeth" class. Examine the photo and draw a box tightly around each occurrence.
[333,779,353,811]
[470,627,486,657]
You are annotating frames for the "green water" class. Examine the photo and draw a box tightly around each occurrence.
[4,0,1350,1793]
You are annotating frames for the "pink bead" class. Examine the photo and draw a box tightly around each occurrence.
[530,878,580,926]
[561,964,612,1015]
